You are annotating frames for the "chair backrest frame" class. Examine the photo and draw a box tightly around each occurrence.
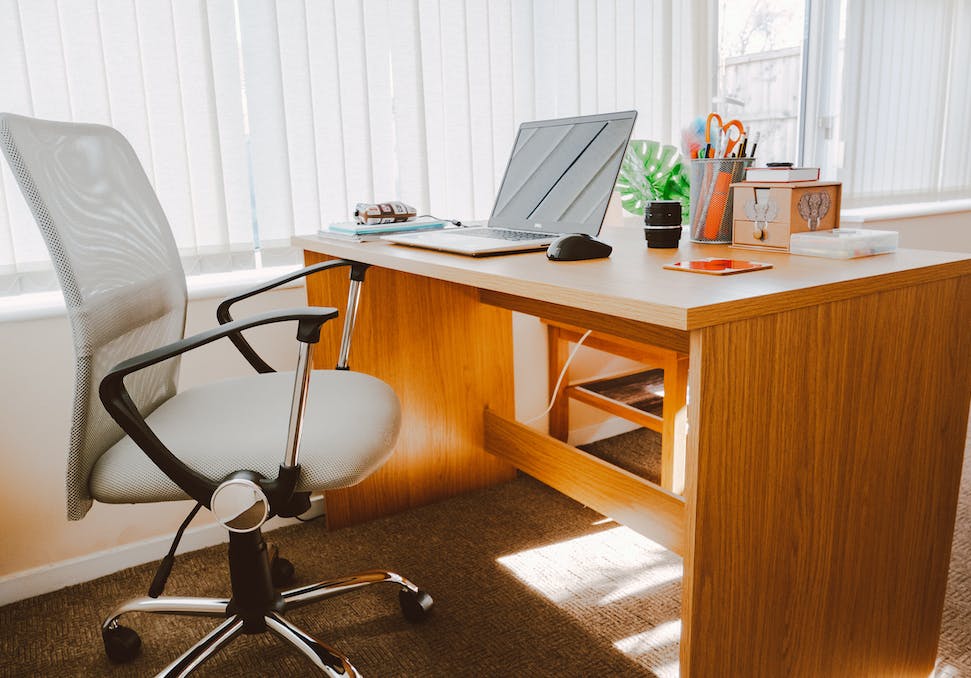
[0,113,188,520]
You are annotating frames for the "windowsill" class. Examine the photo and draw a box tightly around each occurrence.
[0,265,303,324]
[841,198,971,224]
[185,265,303,301]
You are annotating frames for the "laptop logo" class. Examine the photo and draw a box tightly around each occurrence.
[534,223,542,229]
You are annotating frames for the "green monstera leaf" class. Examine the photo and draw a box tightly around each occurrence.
[615,140,690,221]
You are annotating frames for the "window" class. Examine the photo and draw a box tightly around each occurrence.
[717,0,971,207]
[716,0,806,171]
[0,0,713,297]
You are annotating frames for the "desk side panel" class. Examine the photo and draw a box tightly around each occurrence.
[304,252,517,527]
[681,274,971,677]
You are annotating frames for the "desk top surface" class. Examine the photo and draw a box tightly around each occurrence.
[295,226,971,331]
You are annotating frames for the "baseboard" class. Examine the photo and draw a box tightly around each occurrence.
[568,418,642,447]
[0,513,301,607]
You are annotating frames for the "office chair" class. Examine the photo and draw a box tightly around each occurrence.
[0,113,431,676]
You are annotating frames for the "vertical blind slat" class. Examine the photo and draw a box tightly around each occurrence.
[467,0,497,218]
[171,0,232,253]
[532,0,559,119]
[632,0,657,135]
[416,0,448,218]
[553,0,581,117]
[98,0,154,182]
[135,0,196,247]
[306,0,351,225]
[388,0,429,212]
[614,0,635,112]
[439,1,475,216]
[577,0,598,116]
[510,0,536,124]
[276,0,323,236]
[362,0,397,203]
[840,0,863,189]
[332,0,375,213]
[670,0,710,142]
[487,0,517,191]
[595,0,617,113]
[238,0,294,244]
[942,2,971,191]
[859,0,881,195]
[0,0,39,270]
[58,1,111,123]
[19,1,72,119]
[205,0,254,249]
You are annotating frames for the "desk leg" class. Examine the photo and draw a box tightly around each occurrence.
[660,354,689,495]
[680,275,970,676]
[303,252,517,528]
[547,325,570,441]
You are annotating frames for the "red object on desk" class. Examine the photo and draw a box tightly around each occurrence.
[664,258,772,275]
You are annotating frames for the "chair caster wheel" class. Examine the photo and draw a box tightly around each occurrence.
[399,588,433,622]
[271,556,295,587]
[103,624,141,663]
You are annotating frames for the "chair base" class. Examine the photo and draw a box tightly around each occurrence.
[101,529,432,677]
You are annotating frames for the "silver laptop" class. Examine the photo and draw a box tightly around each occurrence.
[384,110,637,256]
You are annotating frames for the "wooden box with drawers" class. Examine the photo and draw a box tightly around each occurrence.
[731,181,841,252]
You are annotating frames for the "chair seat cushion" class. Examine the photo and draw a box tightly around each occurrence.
[90,370,401,505]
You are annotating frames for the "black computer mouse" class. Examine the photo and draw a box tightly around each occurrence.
[546,233,613,261]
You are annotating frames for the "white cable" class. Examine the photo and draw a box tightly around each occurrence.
[523,329,593,424]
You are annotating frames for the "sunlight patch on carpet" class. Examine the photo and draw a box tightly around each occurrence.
[497,524,683,672]
[615,621,682,678]
[497,526,676,604]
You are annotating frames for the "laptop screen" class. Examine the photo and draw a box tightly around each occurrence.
[488,110,637,236]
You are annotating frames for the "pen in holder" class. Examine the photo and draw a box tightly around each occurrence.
[688,157,753,243]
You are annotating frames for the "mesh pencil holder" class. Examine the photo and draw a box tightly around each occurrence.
[688,157,754,243]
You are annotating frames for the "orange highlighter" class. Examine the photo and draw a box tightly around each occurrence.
[702,170,732,240]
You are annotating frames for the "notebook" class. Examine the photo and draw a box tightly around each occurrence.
[383,110,637,256]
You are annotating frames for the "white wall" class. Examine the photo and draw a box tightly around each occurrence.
[842,207,971,253]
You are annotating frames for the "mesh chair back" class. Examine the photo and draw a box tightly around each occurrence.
[0,114,188,520]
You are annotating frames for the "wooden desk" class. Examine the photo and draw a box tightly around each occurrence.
[295,227,971,677]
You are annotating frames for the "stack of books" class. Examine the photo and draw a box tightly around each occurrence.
[317,219,447,243]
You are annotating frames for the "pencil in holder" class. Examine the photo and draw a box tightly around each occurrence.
[688,158,754,243]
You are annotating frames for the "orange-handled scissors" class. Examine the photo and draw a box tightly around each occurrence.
[705,113,746,158]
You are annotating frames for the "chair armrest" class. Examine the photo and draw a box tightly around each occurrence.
[98,307,338,508]
[217,259,370,373]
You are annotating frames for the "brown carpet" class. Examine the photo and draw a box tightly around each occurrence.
[581,425,662,482]
[938,423,971,676]
[1,428,968,677]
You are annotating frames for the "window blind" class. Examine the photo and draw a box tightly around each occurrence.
[0,0,713,296]
[241,0,713,238]
[839,0,971,203]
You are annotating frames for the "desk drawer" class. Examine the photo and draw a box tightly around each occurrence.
[732,218,790,249]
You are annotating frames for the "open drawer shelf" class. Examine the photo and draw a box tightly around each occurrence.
[545,320,688,495]
[568,368,665,432]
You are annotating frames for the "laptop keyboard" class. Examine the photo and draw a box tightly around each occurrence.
[450,227,552,241]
